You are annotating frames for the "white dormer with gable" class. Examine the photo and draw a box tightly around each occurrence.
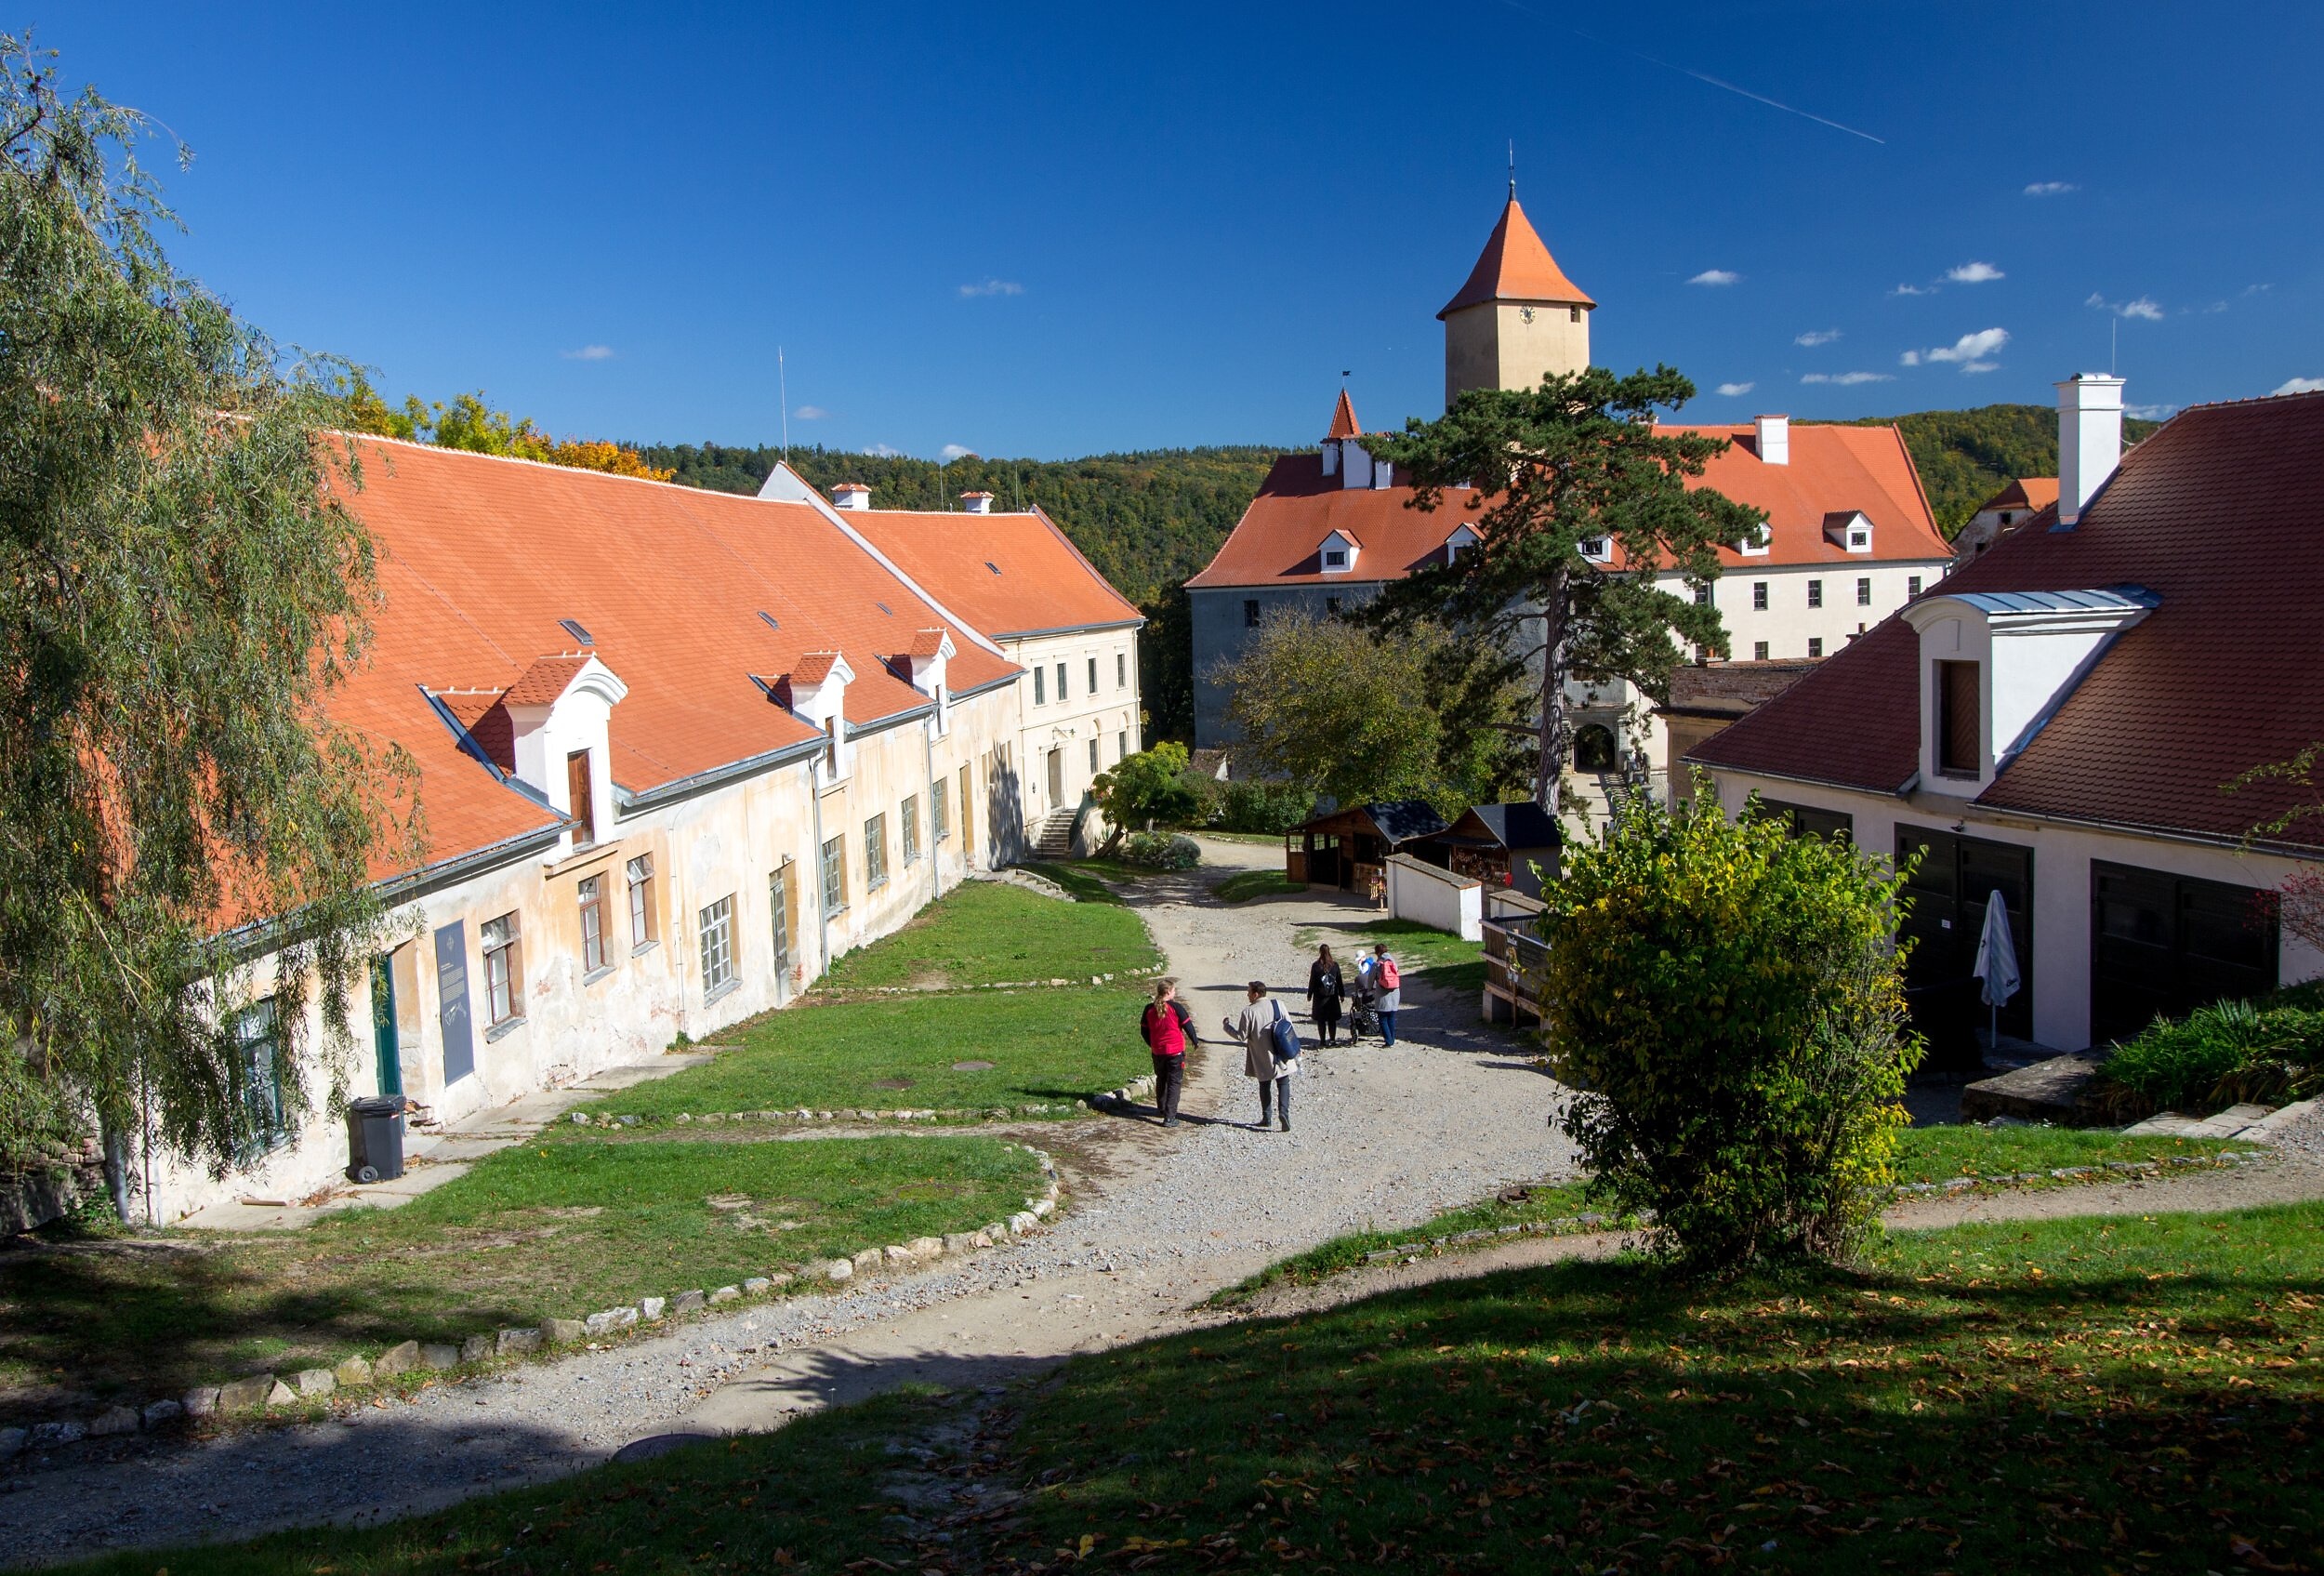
[1824,510,1874,553]
[1444,523,1482,565]
[893,629,957,736]
[503,653,629,855]
[1901,587,2156,798]
[1317,530,1360,576]
[784,651,857,783]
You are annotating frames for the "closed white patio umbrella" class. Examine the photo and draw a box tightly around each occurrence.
[1973,895,2022,1055]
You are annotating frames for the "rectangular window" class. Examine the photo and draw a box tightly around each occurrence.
[958,765,973,854]
[1751,581,1768,611]
[1033,666,1045,705]
[1244,599,1260,628]
[1806,579,1824,609]
[1936,660,1980,776]
[1323,549,1347,569]
[482,912,522,1027]
[235,999,287,1159]
[865,814,889,889]
[1088,656,1098,693]
[932,777,950,841]
[627,854,657,949]
[578,875,607,974]
[1116,653,1127,688]
[1908,575,1923,597]
[1089,737,1100,774]
[565,750,595,847]
[698,894,734,996]
[769,866,794,982]
[821,834,847,915]
[1118,729,1128,760]
[902,795,920,864]
[1694,583,1711,606]
[1055,661,1068,700]
[1325,595,1341,615]
[1807,637,1824,657]
[1752,641,1769,661]
[1856,576,1873,606]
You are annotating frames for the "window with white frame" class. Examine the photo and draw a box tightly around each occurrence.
[865,814,888,889]
[1579,536,1611,563]
[1807,579,1824,609]
[902,795,920,864]
[1856,576,1872,606]
[1088,737,1099,774]
[931,777,950,841]
[482,912,522,1027]
[1033,666,1046,705]
[578,875,607,974]
[1751,581,1769,611]
[1752,641,1769,661]
[1054,662,1067,701]
[1808,637,1824,657]
[820,835,847,915]
[1116,652,1127,688]
[627,854,657,950]
[234,998,287,1159]
[1087,656,1098,694]
[1908,575,1923,598]
[698,894,734,996]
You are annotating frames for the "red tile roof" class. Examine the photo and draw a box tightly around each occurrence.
[840,505,1143,639]
[1977,476,2060,513]
[1326,389,1362,441]
[790,652,841,685]
[905,628,950,659]
[502,653,594,707]
[1439,198,1594,318]
[1691,391,2324,852]
[1186,421,1948,590]
[325,437,1018,875]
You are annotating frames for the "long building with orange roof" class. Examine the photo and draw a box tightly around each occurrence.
[1186,193,1955,789]
[148,437,1137,1224]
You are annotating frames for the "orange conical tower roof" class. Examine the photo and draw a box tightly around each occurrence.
[1324,388,1361,440]
[1437,197,1594,319]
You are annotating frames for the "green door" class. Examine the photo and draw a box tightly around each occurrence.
[770,866,794,1001]
[370,956,403,1097]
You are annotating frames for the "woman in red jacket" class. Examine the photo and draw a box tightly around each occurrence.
[1139,979,1196,1128]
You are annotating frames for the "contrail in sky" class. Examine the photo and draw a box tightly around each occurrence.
[1492,1,1887,145]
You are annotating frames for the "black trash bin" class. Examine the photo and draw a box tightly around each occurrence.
[346,1096,407,1185]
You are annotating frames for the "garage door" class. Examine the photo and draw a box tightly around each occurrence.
[2091,862,2278,1046]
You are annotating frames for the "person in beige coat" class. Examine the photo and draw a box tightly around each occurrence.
[1222,979,1299,1132]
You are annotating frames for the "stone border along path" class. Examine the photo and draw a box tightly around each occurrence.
[0,1153,1063,1466]
[10,834,2317,1568]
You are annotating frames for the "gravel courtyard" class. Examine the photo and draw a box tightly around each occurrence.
[0,838,1580,1565]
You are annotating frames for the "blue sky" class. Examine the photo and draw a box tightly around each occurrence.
[43,2,2324,458]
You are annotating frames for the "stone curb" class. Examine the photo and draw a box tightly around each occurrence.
[575,1083,1166,1130]
[0,1145,1064,1459]
[826,965,1166,997]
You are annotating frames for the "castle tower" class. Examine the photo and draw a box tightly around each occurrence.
[1438,194,1593,407]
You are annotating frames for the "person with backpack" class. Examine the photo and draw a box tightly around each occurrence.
[1138,979,1196,1128]
[1371,943,1403,1047]
[1222,979,1301,1132]
[1306,944,1345,1046]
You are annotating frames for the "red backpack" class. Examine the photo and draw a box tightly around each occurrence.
[1376,957,1401,991]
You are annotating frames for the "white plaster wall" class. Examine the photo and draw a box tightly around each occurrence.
[1006,626,1142,825]
[1709,767,2324,1052]
[1387,854,1484,942]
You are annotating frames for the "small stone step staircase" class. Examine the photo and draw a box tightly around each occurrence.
[1033,806,1079,860]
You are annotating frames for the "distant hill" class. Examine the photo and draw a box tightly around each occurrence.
[1835,404,2164,536]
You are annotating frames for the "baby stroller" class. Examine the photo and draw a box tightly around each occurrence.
[1343,977,1381,1043]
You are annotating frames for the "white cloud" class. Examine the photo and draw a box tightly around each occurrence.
[1794,329,1842,347]
[1890,283,1934,297]
[561,344,614,361]
[792,404,828,420]
[2274,377,2324,396]
[1713,381,1755,396]
[2087,292,2165,321]
[1898,351,1921,366]
[1919,327,2011,366]
[862,443,904,457]
[957,278,1023,298]
[2245,283,2275,297]
[2126,403,2179,419]
[2023,180,2078,196]
[1687,269,1741,286]
[1947,261,2006,284]
[939,444,975,461]
[1801,371,1894,385]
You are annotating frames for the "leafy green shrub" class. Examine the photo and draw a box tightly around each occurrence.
[2102,1000,2324,1115]
[1117,831,1200,870]
[1208,778,1314,834]
[1092,743,1205,832]
[1538,794,1921,1274]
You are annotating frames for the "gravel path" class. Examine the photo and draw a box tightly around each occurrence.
[0,838,1577,1567]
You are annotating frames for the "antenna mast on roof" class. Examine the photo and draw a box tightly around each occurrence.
[1508,139,1516,197]
[779,345,789,467]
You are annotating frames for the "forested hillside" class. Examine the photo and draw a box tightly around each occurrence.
[1842,404,2164,535]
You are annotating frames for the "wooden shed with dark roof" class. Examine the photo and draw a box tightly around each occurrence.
[1287,801,1451,894]
[1415,801,1563,896]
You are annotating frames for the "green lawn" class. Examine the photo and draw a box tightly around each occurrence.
[0,1136,1042,1412]
[614,986,1155,1119]
[78,1201,2324,1575]
[1892,1122,2235,1185]
[1212,1179,1606,1303]
[1299,916,1487,994]
[816,879,1156,989]
[1015,858,1136,904]
[1213,867,1304,904]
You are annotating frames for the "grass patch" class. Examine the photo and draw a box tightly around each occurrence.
[1892,1122,2236,1185]
[83,1202,2324,1575]
[616,986,1153,1119]
[1299,916,1486,994]
[0,1136,1040,1415]
[1192,828,1291,845]
[1213,867,1303,904]
[1211,1180,1605,1304]
[817,879,1156,990]
[1015,859,1134,904]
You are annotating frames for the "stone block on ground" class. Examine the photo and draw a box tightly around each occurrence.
[708,1284,741,1304]
[670,1291,706,1315]
[334,1356,374,1387]
[141,1399,184,1430]
[743,1277,772,1294]
[496,1328,542,1357]
[419,1344,460,1370]
[293,1369,337,1398]
[1960,1053,2111,1125]
[817,1257,852,1281]
[373,1340,422,1378]
[905,1236,944,1261]
[0,1426,25,1460]
[584,1307,639,1337]
[2124,1113,2210,1136]
[543,1318,587,1345]
[460,1334,493,1364]
[88,1405,139,1437]
[30,1420,86,1446]
[944,1232,977,1253]
[852,1248,883,1272]
[1009,1212,1037,1234]
[265,1379,297,1407]
[984,1221,1007,1240]
[181,1386,221,1418]
[218,1375,278,1413]
[639,1296,667,1322]
[1031,1198,1054,1218]
[882,1244,912,1264]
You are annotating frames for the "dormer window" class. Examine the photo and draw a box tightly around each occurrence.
[1824,510,1874,554]
[1737,525,1771,558]
[1445,524,1482,565]
[1323,548,1348,570]
[1935,661,1980,778]
[1317,530,1359,575]
[497,653,629,858]
[1579,536,1612,563]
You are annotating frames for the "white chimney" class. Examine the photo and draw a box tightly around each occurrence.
[2056,374,2125,525]
[1754,414,1789,466]
[959,491,994,514]
[831,482,872,511]
[1340,441,1373,490]
[1320,440,1340,478]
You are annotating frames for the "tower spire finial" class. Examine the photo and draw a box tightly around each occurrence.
[1508,139,1516,198]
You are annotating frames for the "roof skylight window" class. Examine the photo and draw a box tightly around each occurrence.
[985,562,1002,576]
[558,617,594,646]
[758,611,780,631]
[875,601,892,616]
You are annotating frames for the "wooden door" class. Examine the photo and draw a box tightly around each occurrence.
[959,765,973,863]
[565,750,595,846]
[1047,748,1063,802]
[769,865,795,1000]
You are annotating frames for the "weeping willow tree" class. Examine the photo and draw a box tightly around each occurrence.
[0,38,418,1213]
